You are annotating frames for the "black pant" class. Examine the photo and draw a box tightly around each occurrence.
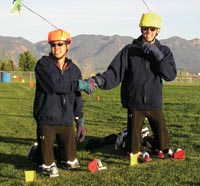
[37,124,76,166]
[126,109,169,154]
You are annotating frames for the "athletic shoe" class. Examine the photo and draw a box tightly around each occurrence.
[157,150,165,159]
[60,159,80,170]
[141,151,152,162]
[167,149,173,157]
[50,164,59,178]
[152,150,165,159]
[39,163,59,177]
[38,164,51,175]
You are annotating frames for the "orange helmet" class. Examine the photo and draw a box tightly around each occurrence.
[48,29,71,44]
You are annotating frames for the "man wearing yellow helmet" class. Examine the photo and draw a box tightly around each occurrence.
[33,29,90,177]
[86,12,177,164]
[139,12,162,43]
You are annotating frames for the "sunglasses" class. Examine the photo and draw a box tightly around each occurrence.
[142,27,157,32]
[50,42,66,47]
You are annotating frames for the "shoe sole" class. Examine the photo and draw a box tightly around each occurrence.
[50,173,59,178]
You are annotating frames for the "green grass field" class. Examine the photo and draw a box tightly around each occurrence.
[0,82,200,186]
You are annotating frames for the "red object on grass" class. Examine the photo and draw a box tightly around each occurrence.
[158,151,165,159]
[88,159,98,173]
[173,149,185,160]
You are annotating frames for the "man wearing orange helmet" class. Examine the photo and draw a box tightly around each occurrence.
[33,29,89,177]
[86,12,177,164]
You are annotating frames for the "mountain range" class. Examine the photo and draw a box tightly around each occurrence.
[0,35,200,74]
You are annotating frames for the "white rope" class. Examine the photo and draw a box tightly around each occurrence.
[142,0,151,12]
[22,3,58,29]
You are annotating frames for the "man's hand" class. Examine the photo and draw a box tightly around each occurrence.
[77,80,96,95]
[75,118,86,142]
[86,75,105,88]
[87,78,98,90]
[142,43,164,61]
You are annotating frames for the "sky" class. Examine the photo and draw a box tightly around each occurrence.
[0,0,200,43]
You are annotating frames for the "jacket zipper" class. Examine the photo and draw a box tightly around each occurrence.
[143,61,149,104]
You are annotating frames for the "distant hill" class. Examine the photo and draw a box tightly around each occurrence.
[0,35,200,73]
[160,36,200,73]
[0,36,42,62]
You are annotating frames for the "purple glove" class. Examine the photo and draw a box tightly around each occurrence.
[75,118,86,142]
[142,43,164,61]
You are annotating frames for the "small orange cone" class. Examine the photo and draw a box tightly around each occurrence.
[29,82,35,87]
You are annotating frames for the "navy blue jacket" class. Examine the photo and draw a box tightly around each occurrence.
[97,36,177,109]
[33,53,83,125]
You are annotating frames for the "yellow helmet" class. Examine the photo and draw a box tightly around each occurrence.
[139,12,162,28]
[48,29,71,43]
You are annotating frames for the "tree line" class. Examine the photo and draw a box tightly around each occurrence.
[0,51,37,71]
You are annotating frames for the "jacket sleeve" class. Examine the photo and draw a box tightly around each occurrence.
[74,70,84,119]
[157,46,177,81]
[97,46,129,90]
[73,91,84,119]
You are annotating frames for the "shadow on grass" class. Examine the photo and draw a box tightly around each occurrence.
[0,136,36,173]
[0,96,31,100]
[182,181,200,186]
[0,136,35,146]
[0,152,36,170]
[169,123,184,128]
[0,135,127,172]
[0,113,32,118]
[77,135,126,158]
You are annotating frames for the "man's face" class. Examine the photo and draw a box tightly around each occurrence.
[141,27,160,43]
[50,41,69,59]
